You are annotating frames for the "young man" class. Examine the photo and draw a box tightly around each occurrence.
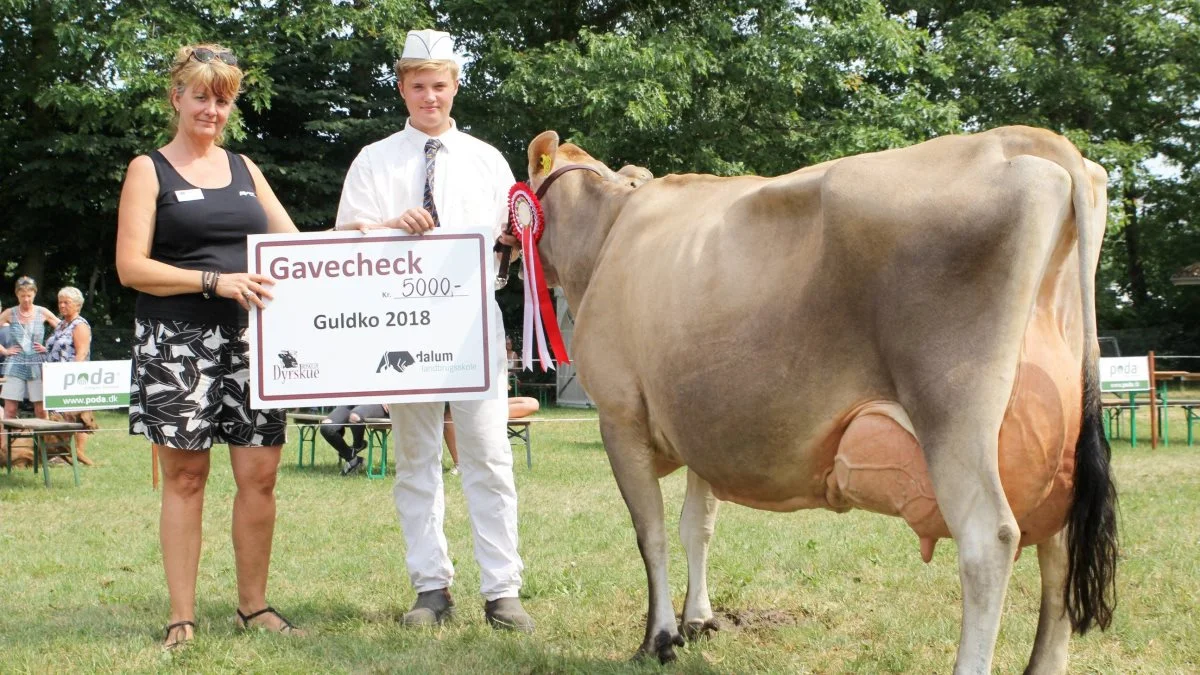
[334,29,531,632]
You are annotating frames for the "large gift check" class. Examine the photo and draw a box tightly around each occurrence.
[247,228,498,408]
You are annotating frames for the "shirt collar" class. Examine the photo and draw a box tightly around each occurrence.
[403,119,461,152]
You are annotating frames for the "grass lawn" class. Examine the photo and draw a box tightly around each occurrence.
[1,406,1198,673]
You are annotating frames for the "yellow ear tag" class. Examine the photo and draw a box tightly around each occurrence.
[539,154,553,176]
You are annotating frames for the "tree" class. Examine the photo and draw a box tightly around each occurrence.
[883,0,1200,350]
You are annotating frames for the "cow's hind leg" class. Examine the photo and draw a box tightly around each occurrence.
[599,416,685,662]
[680,469,720,640]
[921,424,1020,675]
[1025,530,1071,675]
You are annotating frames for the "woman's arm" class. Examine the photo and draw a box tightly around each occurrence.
[72,322,92,361]
[42,308,60,329]
[243,155,299,235]
[115,155,209,296]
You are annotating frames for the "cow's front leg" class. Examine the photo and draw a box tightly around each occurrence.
[1024,530,1071,675]
[599,417,684,663]
[680,468,720,640]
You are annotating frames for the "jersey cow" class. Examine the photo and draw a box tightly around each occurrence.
[525,126,1117,674]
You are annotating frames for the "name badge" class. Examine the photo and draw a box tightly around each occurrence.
[175,189,204,202]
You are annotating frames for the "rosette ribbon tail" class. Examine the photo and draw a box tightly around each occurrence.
[508,183,571,372]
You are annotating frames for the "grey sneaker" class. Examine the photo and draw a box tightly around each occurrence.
[484,597,534,633]
[401,588,454,627]
[340,455,364,476]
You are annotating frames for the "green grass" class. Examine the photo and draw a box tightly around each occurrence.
[1,406,1198,673]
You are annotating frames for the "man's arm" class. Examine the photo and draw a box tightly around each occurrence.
[335,149,385,231]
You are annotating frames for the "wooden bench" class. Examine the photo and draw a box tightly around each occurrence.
[1101,392,1143,446]
[508,419,532,469]
[1156,396,1200,447]
[293,413,536,476]
[2,417,86,487]
[363,418,535,478]
[362,417,392,479]
[289,413,328,467]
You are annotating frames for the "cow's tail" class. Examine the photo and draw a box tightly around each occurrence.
[1063,139,1118,634]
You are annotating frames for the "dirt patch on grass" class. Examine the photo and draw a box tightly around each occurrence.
[713,606,807,633]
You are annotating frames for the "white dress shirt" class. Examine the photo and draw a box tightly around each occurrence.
[335,119,514,243]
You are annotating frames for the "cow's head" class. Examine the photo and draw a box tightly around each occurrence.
[526,132,654,291]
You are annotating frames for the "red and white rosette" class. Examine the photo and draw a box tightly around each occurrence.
[508,182,570,371]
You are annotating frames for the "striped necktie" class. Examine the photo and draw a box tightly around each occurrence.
[423,138,442,227]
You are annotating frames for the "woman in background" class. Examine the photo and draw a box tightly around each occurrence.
[0,276,59,422]
[44,286,95,465]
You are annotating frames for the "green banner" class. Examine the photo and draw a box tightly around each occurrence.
[44,392,129,410]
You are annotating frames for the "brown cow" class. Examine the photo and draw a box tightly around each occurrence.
[524,126,1117,673]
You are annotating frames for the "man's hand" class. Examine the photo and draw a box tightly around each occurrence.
[345,207,437,235]
[497,232,520,249]
[383,208,438,234]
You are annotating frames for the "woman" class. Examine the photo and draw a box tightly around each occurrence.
[44,286,95,465]
[0,276,60,422]
[115,43,302,650]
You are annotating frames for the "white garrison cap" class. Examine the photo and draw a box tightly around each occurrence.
[401,29,456,61]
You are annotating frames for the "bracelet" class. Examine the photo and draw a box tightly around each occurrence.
[201,270,220,299]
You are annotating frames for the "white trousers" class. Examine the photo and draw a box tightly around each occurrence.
[390,390,524,600]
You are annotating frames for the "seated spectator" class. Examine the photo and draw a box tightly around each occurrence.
[508,396,539,419]
[444,403,459,475]
[320,403,387,475]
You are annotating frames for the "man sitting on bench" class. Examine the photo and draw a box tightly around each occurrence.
[321,404,388,475]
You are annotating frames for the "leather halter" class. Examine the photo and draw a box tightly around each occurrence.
[535,164,604,199]
[495,164,602,289]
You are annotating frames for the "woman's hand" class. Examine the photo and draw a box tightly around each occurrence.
[215,272,276,310]
[5,345,19,356]
[32,342,47,354]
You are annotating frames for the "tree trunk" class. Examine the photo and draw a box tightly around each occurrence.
[1121,172,1150,312]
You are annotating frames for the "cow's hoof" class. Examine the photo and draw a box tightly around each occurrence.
[635,629,685,663]
[682,617,721,641]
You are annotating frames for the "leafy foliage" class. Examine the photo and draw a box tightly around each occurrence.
[1,0,1197,351]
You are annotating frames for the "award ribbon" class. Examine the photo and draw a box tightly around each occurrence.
[508,183,570,371]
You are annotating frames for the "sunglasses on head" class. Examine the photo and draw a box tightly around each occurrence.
[15,277,35,288]
[190,47,238,67]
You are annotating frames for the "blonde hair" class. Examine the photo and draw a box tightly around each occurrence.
[394,58,459,85]
[168,43,243,139]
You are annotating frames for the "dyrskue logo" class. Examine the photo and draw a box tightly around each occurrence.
[273,348,319,381]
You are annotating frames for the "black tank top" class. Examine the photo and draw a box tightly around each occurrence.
[136,149,268,327]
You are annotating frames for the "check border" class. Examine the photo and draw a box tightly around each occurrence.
[250,232,492,403]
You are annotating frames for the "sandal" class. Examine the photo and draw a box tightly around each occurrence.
[162,620,195,651]
[235,606,304,635]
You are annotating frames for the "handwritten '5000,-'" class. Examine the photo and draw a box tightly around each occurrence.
[313,311,431,330]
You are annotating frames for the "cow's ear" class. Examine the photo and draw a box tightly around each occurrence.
[528,131,560,181]
[616,164,654,188]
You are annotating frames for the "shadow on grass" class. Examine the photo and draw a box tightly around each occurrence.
[5,596,726,674]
